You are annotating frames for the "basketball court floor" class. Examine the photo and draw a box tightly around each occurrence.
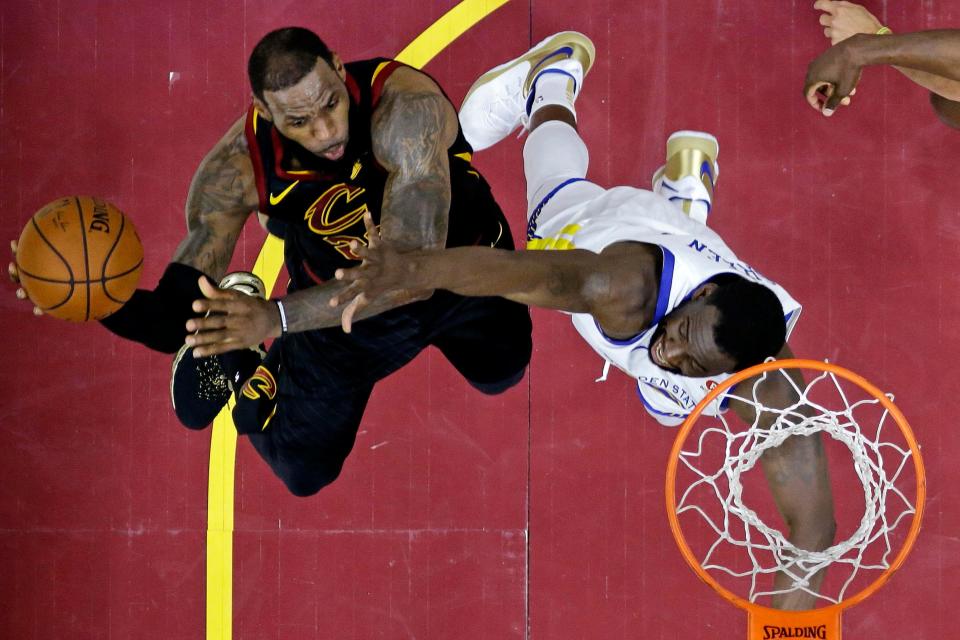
[1,1,956,638]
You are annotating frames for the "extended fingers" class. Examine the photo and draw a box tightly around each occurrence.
[329,280,365,307]
[185,327,233,349]
[190,336,240,357]
[813,0,836,15]
[185,312,230,333]
[361,211,379,245]
[340,293,368,334]
[192,296,248,315]
[14,286,42,314]
[334,266,364,284]
[9,240,20,284]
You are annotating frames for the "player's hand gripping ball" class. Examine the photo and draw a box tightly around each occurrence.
[15,196,143,321]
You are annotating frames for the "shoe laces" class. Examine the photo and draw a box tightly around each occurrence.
[482,73,526,131]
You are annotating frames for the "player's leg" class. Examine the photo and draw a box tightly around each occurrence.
[430,292,532,395]
[458,33,605,237]
[244,398,372,497]
[240,364,373,497]
[232,314,433,497]
[429,192,532,393]
[651,132,720,225]
[230,340,283,435]
[170,271,267,429]
[458,31,595,152]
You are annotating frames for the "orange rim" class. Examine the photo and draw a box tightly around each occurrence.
[664,359,926,616]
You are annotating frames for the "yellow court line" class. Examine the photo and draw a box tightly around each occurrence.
[204,2,510,638]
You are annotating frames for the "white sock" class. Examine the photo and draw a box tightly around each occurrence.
[526,60,583,121]
[523,120,589,208]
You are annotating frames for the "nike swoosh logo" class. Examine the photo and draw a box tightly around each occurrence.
[269,180,300,206]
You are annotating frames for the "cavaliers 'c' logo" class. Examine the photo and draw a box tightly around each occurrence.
[304,184,369,236]
[304,184,371,259]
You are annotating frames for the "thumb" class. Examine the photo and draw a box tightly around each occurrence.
[825,74,857,112]
[198,275,227,299]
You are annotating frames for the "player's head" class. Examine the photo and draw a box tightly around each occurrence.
[248,27,351,160]
[648,274,786,377]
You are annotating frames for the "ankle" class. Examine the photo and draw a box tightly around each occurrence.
[526,62,582,123]
[529,106,578,132]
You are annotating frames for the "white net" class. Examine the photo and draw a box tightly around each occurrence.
[673,365,919,606]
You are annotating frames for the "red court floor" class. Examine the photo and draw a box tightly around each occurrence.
[1,1,956,638]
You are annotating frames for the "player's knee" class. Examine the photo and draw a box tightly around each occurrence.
[180,421,211,432]
[468,367,527,395]
[281,466,342,498]
[930,92,960,130]
[806,516,837,552]
[786,509,837,552]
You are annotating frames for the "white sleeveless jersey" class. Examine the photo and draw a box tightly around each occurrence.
[528,184,801,426]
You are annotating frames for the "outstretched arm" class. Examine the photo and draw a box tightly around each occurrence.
[728,344,837,610]
[332,213,658,335]
[9,116,255,353]
[805,26,960,114]
[101,117,256,352]
[815,1,960,102]
[186,68,462,355]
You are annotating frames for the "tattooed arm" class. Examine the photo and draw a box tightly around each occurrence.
[275,67,456,333]
[187,68,459,355]
[172,116,259,277]
[85,116,256,352]
[729,344,837,610]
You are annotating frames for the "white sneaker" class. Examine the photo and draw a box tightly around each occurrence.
[652,131,719,225]
[459,31,595,151]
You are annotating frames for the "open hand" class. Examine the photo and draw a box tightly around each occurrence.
[184,276,280,356]
[8,240,43,316]
[815,0,882,45]
[330,212,422,333]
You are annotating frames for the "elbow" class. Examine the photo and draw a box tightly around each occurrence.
[930,92,960,129]
[786,512,837,553]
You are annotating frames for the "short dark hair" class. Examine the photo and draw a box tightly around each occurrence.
[248,27,334,100]
[705,273,786,371]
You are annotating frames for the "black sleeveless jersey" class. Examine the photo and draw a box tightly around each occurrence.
[245,58,508,292]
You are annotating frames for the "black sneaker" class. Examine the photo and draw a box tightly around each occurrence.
[170,272,267,429]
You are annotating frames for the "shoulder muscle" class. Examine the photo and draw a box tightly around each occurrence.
[371,68,458,173]
[589,242,662,336]
[187,116,259,224]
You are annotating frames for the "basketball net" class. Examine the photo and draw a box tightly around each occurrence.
[666,360,925,640]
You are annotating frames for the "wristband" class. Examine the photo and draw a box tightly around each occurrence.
[876,26,893,35]
[99,262,207,353]
[275,299,288,335]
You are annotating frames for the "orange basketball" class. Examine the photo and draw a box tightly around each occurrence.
[16,196,143,321]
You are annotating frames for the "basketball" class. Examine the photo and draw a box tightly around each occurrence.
[15,196,143,322]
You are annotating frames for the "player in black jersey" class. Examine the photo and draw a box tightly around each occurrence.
[10,27,532,497]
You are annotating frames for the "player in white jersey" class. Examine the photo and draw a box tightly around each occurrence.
[527,168,800,426]
[332,32,835,610]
